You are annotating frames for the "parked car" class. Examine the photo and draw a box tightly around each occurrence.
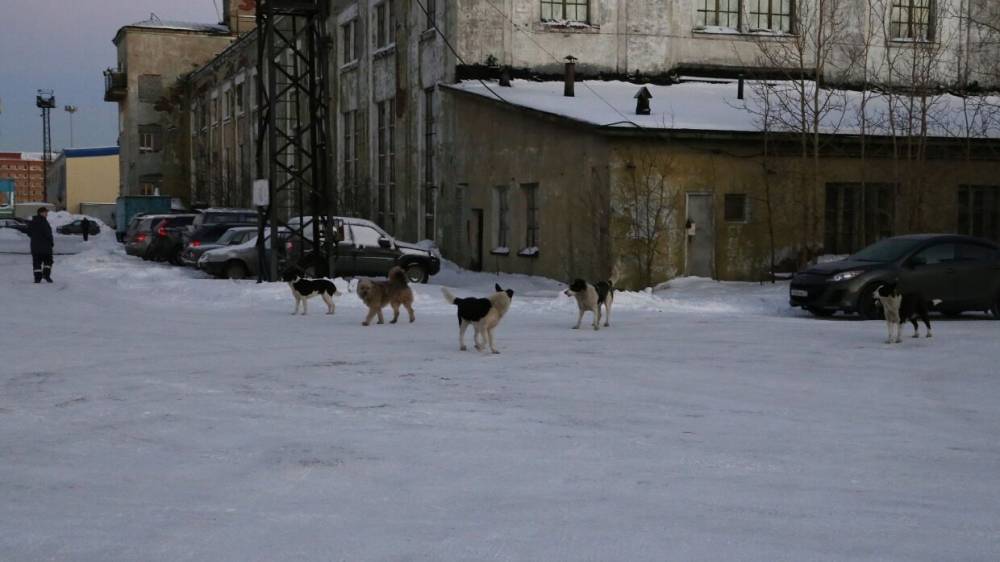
[57,218,101,235]
[286,216,441,283]
[0,217,28,234]
[125,214,197,262]
[180,226,259,267]
[790,234,1000,319]
[185,208,257,241]
[198,229,291,279]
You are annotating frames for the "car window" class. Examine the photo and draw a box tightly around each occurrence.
[351,225,383,247]
[956,243,997,262]
[913,243,955,265]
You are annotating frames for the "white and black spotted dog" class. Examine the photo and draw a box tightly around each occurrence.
[564,279,614,330]
[282,268,339,315]
[873,282,932,344]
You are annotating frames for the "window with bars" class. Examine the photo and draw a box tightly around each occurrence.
[696,0,740,28]
[748,0,793,32]
[376,99,396,230]
[523,183,540,248]
[724,193,749,222]
[890,0,934,40]
[824,183,895,255]
[958,185,999,242]
[541,0,589,22]
[495,186,510,249]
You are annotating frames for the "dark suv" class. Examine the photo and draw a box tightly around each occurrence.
[286,216,440,283]
[125,214,197,262]
[790,234,1000,319]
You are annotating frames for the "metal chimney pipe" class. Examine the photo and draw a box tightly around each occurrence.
[564,56,577,97]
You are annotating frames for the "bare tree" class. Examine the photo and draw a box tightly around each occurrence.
[613,147,680,289]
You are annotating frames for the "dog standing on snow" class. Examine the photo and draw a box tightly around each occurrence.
[442,284,514,354]
[356,266,415,326]
[874,282,932,343]
[282,268,339,315]
[564,279,614,330]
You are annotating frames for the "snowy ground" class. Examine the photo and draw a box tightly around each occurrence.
[2,227,1000,561]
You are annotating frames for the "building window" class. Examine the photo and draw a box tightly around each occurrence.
[890,0,934,40]
[138,74,163,103]
[696,0,740,29]
[342,19,359,64]
[139,175,162,196]
[425,0,436,29]
[824,183,895,255]
[235,82,245,114]
[523,183,539,248]
[223,88,233,120]
[138,125,162,153]
[724,193,749,222]
[342,110,358,193]
[424,88,435,186]
[748,0,793,32]
[211,95,220,125]
[958,185,999,242]
[374,1,395,48]
[541,0,589,23]
[376,99,396,230]
[494,186,510,250]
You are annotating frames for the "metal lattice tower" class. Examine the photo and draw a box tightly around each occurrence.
[36,90,56,202]
[255,0,334,281]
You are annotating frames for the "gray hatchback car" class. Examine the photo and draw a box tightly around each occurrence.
[790,234,1000,319]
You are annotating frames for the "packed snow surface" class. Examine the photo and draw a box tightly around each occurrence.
[2,234,1000,561]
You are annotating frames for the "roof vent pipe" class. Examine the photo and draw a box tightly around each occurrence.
[564,55,577,97]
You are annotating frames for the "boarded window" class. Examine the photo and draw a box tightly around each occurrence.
[824,183,895,255]
[957,185,999,242]
[138,74,163,103]
[724,193,748,222]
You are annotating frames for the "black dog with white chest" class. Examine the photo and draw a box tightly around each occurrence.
[564,278,615,330]
[282,268,339,315]
[873,282,932,343]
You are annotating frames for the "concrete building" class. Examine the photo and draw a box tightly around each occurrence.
[105,2,255,202]
[46,147,121,214]
[0,152,46,203]
[121,0,1000,282]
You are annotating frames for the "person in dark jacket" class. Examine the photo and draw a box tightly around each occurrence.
[81,217,91,241]
[27,207,54,283]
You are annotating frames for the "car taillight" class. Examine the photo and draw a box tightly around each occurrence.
[190,240,201,248]
[136,233,147,242]
[286,241,294,251]
[157,225,168,237]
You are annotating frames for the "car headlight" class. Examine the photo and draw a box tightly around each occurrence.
[831,270,864,283]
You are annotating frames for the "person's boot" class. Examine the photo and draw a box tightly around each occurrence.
[43,269,53,283]
[34,272,42,283]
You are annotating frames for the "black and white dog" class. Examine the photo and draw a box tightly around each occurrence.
[873,282,932,343]
[282,268,339,315]
[442,284,514,354]
[564,279,614,330]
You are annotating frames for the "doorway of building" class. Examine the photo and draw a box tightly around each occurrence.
[686,193,714,278]
[468,208,484,272]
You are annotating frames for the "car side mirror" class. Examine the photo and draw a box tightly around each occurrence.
[378,237,392,249]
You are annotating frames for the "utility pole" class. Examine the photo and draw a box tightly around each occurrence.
[64,105,78,147]
[36,90,55,203]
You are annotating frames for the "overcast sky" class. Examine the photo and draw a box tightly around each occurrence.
[0,0,221,153]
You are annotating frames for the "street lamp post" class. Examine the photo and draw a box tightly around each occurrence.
[64,105,78,147]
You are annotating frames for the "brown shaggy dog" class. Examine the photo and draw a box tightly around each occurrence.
[356,266,415,326]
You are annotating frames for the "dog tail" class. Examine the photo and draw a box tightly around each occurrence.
[441,287,458,305]
[388,266,408,286]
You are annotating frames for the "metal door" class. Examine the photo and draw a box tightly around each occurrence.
[686,193,715,278]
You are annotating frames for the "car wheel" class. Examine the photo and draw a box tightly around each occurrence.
[405,263,428,284]
[169,248,183,266]
[806,307,836,318]
[857,284,883,320]
[225,261,248,280]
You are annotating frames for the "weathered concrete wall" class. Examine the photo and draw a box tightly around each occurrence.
[116,29,234,202]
